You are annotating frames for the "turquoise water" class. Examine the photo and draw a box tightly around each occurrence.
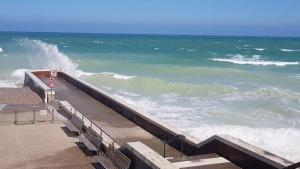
[0,32,300,161]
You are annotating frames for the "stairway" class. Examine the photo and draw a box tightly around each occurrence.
[167,153,241,169]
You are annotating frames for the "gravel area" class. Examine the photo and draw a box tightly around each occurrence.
[0,87,42,105]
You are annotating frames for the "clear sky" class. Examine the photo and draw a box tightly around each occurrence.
[0,0,300,37]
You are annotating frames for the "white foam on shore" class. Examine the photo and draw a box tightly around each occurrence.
[211,54,299,66]
[0,80,17,88]
[95,84,300,162]
[188,125,300,162]
[281,49,300,52]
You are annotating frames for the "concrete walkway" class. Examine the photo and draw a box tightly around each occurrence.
[0,123,95,169]
[42,77,183,158]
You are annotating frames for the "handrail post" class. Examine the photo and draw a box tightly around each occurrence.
[51,109,54,123]
[14,110,17,124]
[178,135,185,159]
[33,109,36,124]
[163,140,166,158]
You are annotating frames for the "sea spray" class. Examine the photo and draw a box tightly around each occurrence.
[18,39,92,77]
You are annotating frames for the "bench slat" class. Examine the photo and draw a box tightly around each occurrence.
[106,145,131,169]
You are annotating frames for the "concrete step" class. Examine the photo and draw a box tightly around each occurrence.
[170,153,241,169]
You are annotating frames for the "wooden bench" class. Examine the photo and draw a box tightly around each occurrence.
[96,144,131,169]
[65,114,84,134]
[79,127,102,153]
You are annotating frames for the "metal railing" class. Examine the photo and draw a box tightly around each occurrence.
[61,104,119,148]
[162,134,185,159]
[0,105,55,124]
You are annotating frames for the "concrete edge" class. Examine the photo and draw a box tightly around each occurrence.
[24,71,55,103]
[122,142,178,169]
[197,134,293,168]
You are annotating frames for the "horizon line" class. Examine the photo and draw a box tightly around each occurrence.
[0,30,300,39]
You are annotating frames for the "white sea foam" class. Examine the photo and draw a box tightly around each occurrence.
[93,41,104,44]
[11,69,30,80]
[20,39,93,78]
[99,72,136,80]
[95,81,300,162]
[255,48,265,51]
[281,49,300,52]
[0,80,17,88]
[211,54,299,66]
[188,125,300,162]
[0,47,3,53]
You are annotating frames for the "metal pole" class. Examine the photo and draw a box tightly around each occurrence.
[181,139,183,159]
[14,110,17,124]
[179,135,184,159]
[52,109,54,123]
[163,140,166,158]
[33,109,36,124]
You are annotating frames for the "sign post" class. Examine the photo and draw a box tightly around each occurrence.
[49,72,55,103]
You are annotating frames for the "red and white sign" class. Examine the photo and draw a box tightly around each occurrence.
[49,77,55,88]
[51,70,57,77]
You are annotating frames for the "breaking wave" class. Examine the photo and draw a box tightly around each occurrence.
[0,47,3,53]
[211,54,299,66]
[16,39,93,78]
[0,80,17,88]
[281,49,300,52]
[255,48,265,51]
[96,85,300,162]
[98,72,136,80]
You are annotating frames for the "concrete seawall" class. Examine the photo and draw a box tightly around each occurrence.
[24,71,54,103]
[26,70,294,169]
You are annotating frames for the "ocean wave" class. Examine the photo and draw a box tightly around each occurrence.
[188,125,300,162]
[93,40,105,44]
[83,74,237,96]
[281,49,300,52]
[98,72,136,80]
[211,54,299,66]
[0,80,17,88]
[0,47,3,53]
[11,69,30,80]
[255,48,265,51]
[18,39,93,78]
[97,85,300,162]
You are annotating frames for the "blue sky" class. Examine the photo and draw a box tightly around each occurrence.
[0,0,300,36]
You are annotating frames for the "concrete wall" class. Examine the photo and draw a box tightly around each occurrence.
[24,71,54,103]
[41,71,293,169]
[121,142,177,169]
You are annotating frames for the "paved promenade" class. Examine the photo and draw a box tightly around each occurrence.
[0,122,95,169]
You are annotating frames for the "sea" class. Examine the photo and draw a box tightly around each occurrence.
[0,31,299,161]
